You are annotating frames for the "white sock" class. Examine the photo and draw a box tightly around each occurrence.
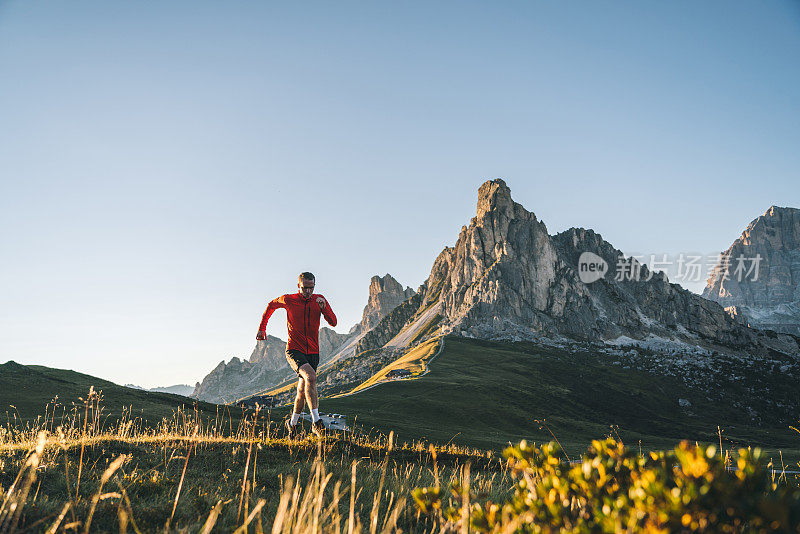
[290,413,300,425]
[311,408,320,422]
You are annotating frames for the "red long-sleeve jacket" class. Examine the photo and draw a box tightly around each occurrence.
[258,293,337,354]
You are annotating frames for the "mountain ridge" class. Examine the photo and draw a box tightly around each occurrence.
[327,180,799,379]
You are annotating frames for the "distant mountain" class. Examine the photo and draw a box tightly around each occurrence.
[322,274,418,364]
[703,206,800,335]
[192,335,291,404]
[148,384,195,396]
[124,383,195,397]
[248,334,288,367]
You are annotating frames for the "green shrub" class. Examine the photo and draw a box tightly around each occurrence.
[413,438,800,533]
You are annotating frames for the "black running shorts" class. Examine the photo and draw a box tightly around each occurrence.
[285,349,320,376]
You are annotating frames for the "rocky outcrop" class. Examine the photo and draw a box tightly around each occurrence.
[246,329,349,367]
[550,228,758,346]
[320,275,419,364]
[194,335,289,403]
[368,179,800,358]
[703,206,800,335]
[359,275,416,332]
[355,293,423,353]
[248,335,287,368]
[319,327,350,363]
[419,179,566,335]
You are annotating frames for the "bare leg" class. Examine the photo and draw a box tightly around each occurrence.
[297,364,318,411]
[293,377,306,415]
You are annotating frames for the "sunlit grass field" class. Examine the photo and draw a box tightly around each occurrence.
[0,391,503,533]
[0,393,798,532]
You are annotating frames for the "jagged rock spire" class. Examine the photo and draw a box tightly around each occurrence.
[476,179,514,219]
[360,274,415,332]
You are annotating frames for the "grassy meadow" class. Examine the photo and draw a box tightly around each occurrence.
[321,337,800,463]
[0,393,503,533]
[1,335,799,531]
[0,395,798,532]
[0,361,223,428]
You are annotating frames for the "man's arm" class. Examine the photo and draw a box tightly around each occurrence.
[256,295,286,340]
[317,296,337,327]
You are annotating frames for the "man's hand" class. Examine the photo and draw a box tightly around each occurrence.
[256,330,266,341]
[316,297,326,310]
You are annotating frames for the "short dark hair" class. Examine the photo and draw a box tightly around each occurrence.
[299,272,315,283]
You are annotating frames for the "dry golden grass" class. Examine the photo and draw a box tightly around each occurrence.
[4,385,797,533]
[0,390,504,533]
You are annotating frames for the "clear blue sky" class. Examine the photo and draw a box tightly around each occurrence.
[1,1,798,387]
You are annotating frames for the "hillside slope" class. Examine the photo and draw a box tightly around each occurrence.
[0,361,219,424]
[320,337,800,455]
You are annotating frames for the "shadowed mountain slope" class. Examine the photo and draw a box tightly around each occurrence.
[320,337,800,457]
[0,361,219,424]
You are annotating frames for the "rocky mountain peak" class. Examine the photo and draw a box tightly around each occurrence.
[420,180,557,324]
[369,274,405,296]
[369,181,800,359]
[360,274,415,332]
[469,179,543,259]
[248,335,287,369]
[476,178,514,219]
[767,205,795,216]
[703,205,800,334]
[735,206,799,248]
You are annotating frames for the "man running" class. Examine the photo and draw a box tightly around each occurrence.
[256,272,337,437]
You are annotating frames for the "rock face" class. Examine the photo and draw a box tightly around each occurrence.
[248,335,287,368]
[355,293,423,353]
[318,327,350,363]
[194,335,290,403]
[246,329,349,366]
[319,275,419,363]
[368,179,800,357]
[703,206,800,335]
[420,179,565,336]
[359,275,416,332]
